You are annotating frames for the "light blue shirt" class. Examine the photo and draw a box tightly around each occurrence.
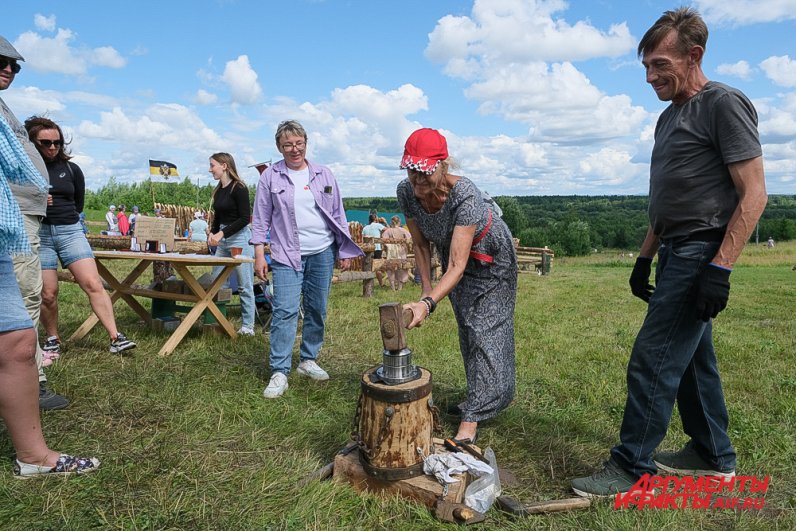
[362,222,385,251]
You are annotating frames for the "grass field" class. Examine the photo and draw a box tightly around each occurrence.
[1,243,794,529]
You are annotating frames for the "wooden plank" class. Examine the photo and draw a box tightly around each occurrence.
[362,251,374,298]
[515,246,555,256]
[524,498,591,514]
[69,258,152,341]
[332,446,466,508]
[92,250,252,265]
[159,263,237,356]
[127,288,198,302]
[332,271,376,282]
[95,260,151,323]
[87,234,265,255]
[372,258,414,272]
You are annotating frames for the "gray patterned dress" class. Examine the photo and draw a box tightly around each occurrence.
[397,177,517,423]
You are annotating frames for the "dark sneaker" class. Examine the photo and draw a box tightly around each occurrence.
[39,382,70,410]
[43,336,61,355]
[571,460,640,498]
[110,332,136,354]
[41,336,61,366]
[654,442,735,477]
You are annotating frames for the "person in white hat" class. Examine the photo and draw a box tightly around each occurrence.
[105,204,118,233]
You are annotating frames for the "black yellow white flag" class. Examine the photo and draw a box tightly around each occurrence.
[149,160,179,183]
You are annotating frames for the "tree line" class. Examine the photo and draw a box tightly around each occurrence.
[86,180,795,256]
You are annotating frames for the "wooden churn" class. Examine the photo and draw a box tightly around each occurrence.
[351,303,437,480]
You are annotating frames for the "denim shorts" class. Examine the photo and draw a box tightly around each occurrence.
[0,255,33,332]
[39,222,95,270]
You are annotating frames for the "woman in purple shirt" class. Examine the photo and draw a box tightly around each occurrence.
[251,120,362,399]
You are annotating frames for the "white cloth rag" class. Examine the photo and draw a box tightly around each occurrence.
[422,452,494,484]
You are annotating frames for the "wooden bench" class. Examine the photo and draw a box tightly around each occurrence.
[515,246,554,274]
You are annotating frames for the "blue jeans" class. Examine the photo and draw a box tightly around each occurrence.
[212,225,255,329]
[39,222,95,270]
[611,238,736,477]
[269,245,335,375]
[0,255,33,333]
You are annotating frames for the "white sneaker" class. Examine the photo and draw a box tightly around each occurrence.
[297,360,329,381]
[263,372,288,398]
[238,326,255,336]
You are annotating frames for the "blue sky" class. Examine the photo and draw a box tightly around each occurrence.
[4,0,796,196]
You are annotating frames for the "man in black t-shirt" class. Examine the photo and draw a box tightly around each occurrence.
[572,8,768,498]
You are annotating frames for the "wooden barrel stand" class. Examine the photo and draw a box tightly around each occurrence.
[335,366,468,508]
[355,366,433,480]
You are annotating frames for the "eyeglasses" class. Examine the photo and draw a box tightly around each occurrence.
[280,141,306,152]
[0,58,22,74]
[38,139,63,148]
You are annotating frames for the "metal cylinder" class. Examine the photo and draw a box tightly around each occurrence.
[376,347,420,385]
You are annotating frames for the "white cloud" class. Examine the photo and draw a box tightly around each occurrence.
[326,84,427,121]
[758,92,796,141]
[424,0,645,143]
[33,14,56,32]
[15,29,86,75]
[716,60,753,80]
[465,61,649,141]
[71,104,232,189]
[760,55,796,87]
[221,55,262,104]
[91,46,126,68]
[1,86,119,122]
[194,89,218,105]
[14,25,126,75]
[63,90,119,109]
[695,0,796,25]
[426,0,635,68]
[0,85,65,116]
[77,104,226,152]
[579,148,638,185]
[270,84,430,163]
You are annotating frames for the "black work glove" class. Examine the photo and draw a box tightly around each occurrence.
[694,264,731,322]
[629,257,654,302]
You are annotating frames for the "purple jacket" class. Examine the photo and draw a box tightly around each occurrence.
[251,159,363,271]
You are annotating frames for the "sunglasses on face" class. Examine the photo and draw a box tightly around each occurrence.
[38,139,63,148]
[0,58,22,74]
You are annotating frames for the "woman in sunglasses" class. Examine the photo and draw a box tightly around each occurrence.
[25,116,136,359]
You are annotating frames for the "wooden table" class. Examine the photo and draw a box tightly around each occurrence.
[70,250,254,356]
